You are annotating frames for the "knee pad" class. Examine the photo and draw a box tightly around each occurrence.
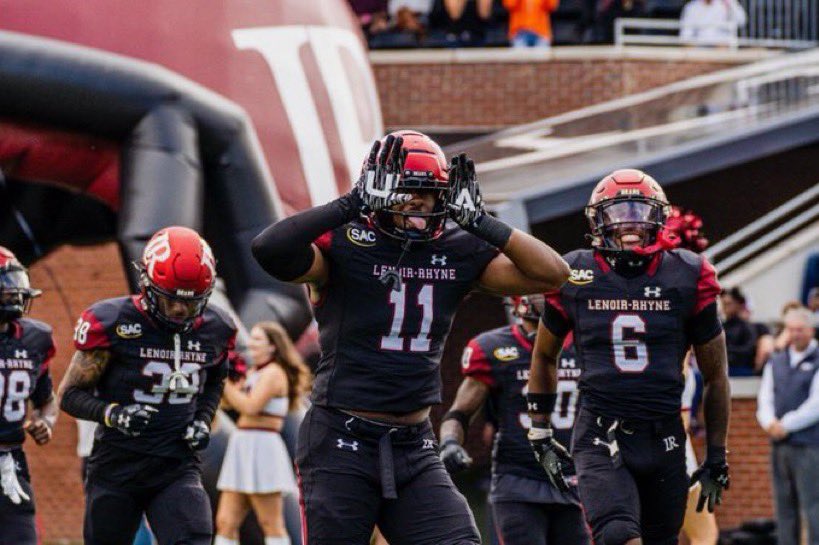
[597,518,641,545]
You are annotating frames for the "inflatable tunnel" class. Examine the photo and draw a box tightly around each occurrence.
[0,30,311,336]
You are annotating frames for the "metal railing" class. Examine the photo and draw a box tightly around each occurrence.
[615,0,819,50]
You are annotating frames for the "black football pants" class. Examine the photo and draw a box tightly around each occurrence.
[492,500,590,545]
[84,453,212,545]
[572,409,688,545]
[295,405,480,545]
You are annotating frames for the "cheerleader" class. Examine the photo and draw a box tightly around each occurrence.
[681,356,719,545]
[216,322,311,545]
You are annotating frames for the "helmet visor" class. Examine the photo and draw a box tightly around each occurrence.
[600,201,659,226]
[154,291,207,325]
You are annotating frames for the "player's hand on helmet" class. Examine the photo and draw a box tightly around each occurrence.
[528,422,573,492]
[355,134,411,214]
[24,418,52,445]
[439,438,473,474]
[106,403,157,437]
[184,419,211,450]
[691,459,730,513]
[0,453,29,505]
[447,153,485,229]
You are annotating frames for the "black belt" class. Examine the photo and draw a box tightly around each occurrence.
[337,410,428,499]
[588,410,680,436]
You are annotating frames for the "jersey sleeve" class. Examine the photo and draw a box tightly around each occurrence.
[73,306,112,350]
[685,256,723,345]
[470,237,500,279]
[694,256,721,315]
[461,338,496,388]
[541,289,571,338]
[314,230,334,254]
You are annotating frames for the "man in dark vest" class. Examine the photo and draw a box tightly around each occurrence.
[756,306,819,545]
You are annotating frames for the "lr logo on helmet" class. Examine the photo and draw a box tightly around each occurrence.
[347,227,376,247]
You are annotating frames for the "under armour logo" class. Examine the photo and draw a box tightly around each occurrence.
[13,349,27,359]
[593,437,620,458]
[431,254,447,266]
[453,188,477,211]
[422,439,435,450]
[663,436,679,452]
[336,438,359,452]
[644,286,662,298]
[187,341,201,351]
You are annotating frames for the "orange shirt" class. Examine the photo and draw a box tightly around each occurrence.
[503,0,560,40]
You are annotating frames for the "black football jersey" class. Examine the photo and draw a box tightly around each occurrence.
[310,220,498,413]
[543,249,720,420]
[462,325,580,482]
[74,296,236,458]
[0,318,55,444]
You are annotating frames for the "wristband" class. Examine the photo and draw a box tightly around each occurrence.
[442,410,471,433]
[103,403,119,428]
[466,215,513,249]
[705,445,727,465]
[526,393,557,415]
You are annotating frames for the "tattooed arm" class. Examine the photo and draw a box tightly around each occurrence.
[58,349,112,424]
[693,332,731,453]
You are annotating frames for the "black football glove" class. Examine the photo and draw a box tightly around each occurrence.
[528,423,573,493]
[691,459,730,513]
[439,439,473,474]
[107,404,157,437]
[355,134,410,214]
[184,419,211,450]
[447,153,485,228]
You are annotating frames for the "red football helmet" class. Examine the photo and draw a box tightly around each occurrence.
[511,294,546,322]
[585,169,671,254]
[371,130,450,242]
[138,226,215,332]
[0,247,41,322]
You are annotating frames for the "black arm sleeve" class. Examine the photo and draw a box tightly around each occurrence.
[686,302,723,345]
[251,193,361,281]
[194,363,228,427]
[30,373,54,408]
[541,299,571,339]
[60,387,108,424]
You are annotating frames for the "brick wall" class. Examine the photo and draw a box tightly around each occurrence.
[371,48,767,130]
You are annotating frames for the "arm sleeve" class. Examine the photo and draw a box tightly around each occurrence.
[756,363,777,429]
[780,369,819,432]
[250,195,358,281]
[541,290,571,338]
[30,339,55,408]
[461,339,496,388]
[195,332,234,426]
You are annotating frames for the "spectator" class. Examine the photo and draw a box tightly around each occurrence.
[720,287,758,376]
[680,0,747,46]
[503,0,560,48]
[349,0,390,38]
[774,301,805,352]
[593,0,646,44]
[390,0,435,38]
[740,301,775,374]
[756,306,819,545]
[439,0,493,45]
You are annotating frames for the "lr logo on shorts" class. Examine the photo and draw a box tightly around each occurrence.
[663,435,679,452]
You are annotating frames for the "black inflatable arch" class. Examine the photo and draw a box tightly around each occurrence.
[0,30,310,337]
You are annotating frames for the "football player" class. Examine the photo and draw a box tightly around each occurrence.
[58,226,237,545]
[0,247,57,545]
[440,295,589,545]
[527,170,731,545]
[251,130,570,545]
